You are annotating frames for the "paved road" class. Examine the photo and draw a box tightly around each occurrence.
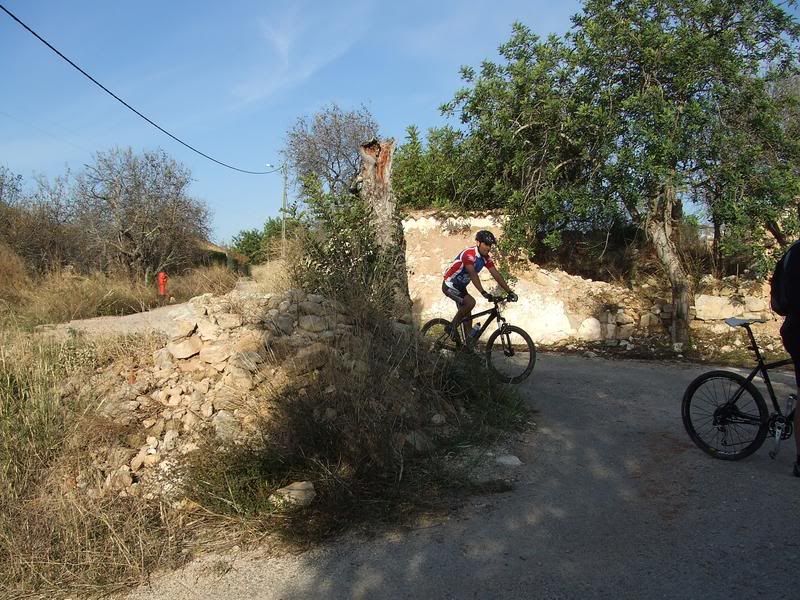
[125,353,800,600]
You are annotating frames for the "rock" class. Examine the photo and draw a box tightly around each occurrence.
[271,315,295,335]
[577,318,603,341]
[182,411,200,431]
[223,366,254,391]
[153,348,174,369]
[495,454,523,467]
[298,315,328,333]
[431,413,446,426]
[216,313,243,330]
[617,324,635,339]
[615,310,635,325]
[270,481,316,508]
[196,320,222,340]
[212,410,240,441]
[130,448,148,472]
[299,301,327,316]
[195,378,211,394]
[166,337,203,360]
[720,345,733,353]
[143,453,161,467]
[288,343,330,375]
[106,466,133,491]
[199,342,231,364]
[694,294,743,321]
[170,320,197,341]
[201,400,215,418]
[162,430,179,452]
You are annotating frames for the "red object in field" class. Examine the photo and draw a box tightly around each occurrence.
[156,271,169,296]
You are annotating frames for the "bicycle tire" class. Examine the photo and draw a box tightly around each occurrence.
[485,325,536,384]
[681,370,769,461]
[420,318,460,352]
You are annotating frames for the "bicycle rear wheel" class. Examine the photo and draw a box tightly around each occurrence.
[420,318,460,352]
[485,325,536,384]
[681,370,768,461]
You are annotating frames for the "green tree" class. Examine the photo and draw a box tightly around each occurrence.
[230,228,265,264]
[393,125,469,209]
[446,2,800,341]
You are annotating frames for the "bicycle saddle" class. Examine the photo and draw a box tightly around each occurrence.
[724,317,768,328]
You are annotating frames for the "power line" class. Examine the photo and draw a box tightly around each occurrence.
[0,3,274,175]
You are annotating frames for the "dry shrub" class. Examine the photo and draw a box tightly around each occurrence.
[0,243,30,304]
[183,316,527,543]
[168,264,238,300]
[251,259,294,294]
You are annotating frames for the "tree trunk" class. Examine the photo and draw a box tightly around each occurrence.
[647,184,691,343]
[356,138,413,323]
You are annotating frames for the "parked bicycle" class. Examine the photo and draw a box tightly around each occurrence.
[682,317,796,461]
[420,294,536,384]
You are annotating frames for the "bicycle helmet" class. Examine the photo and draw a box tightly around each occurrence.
[475,230,497,246]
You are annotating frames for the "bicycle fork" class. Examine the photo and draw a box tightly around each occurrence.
[498,324,515,357]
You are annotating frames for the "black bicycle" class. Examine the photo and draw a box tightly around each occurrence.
[682,317,796,461]
[420,295,536,384]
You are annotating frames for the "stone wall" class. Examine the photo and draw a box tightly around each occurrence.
[67,289,366,500]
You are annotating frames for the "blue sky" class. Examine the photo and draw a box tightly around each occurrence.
[1,0,582,243]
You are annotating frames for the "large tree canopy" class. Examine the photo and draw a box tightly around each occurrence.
[398,0,800,341]
[74,148,211,277]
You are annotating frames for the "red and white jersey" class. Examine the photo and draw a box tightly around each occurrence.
[443,246,495,290]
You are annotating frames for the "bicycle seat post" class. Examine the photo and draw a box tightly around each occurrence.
[743,323,764,364]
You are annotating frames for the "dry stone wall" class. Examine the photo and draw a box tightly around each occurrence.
[68,288,364,500]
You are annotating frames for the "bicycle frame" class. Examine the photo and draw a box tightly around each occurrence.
[734,323,794,417]
[453,303,507,341]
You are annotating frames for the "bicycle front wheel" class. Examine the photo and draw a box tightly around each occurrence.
[681,370,768,461]
[485,325,536,384]
[420,318,460,352]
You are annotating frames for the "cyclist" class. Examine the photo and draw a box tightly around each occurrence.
[775,240,800,476]
[442,230,517,344]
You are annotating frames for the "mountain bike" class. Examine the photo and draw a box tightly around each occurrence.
[682,317,796,461]
[420,294,536,384]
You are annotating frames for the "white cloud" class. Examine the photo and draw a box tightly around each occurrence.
[231,1,375,105]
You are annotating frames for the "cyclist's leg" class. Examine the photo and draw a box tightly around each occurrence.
[456,294,475,340]
[442,282,467,340]
[779,317,800,473]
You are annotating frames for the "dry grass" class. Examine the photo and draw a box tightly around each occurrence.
[0,328,186,599]
[1,265,239,328]
[251,257,295,294]
[169,264,239,299]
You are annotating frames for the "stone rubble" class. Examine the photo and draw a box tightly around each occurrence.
[66,288,391,503]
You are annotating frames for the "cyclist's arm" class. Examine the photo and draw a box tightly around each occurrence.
[465,264,488,296]
[488,266,513,295]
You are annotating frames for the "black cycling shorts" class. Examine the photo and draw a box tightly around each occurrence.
[780,315,800,387]
[442,281,467,306]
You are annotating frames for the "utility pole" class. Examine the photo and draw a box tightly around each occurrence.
[281,163,287,259]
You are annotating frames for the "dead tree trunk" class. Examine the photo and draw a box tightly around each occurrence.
[356,138,413,323]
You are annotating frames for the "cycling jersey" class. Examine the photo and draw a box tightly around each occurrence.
[443,246,495,291]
